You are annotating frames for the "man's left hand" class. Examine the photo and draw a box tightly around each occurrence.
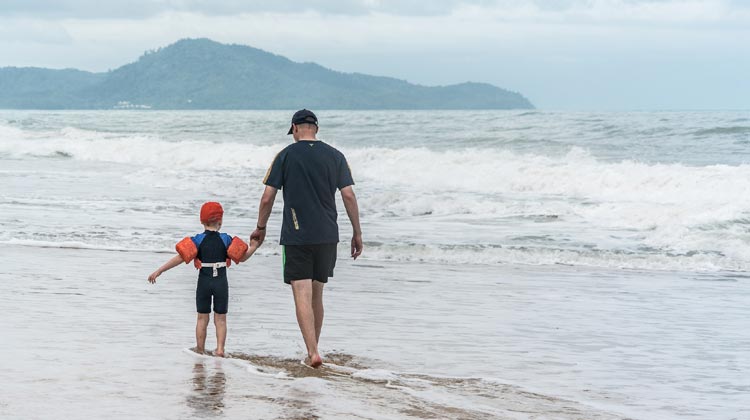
[250,228,266,246]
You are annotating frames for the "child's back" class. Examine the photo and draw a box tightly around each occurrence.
[148,202,258,357]
[194,230,231,314]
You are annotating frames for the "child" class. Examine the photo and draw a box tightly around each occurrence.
[148,201,258,357]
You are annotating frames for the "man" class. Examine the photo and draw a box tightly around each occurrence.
[251,109,363,368]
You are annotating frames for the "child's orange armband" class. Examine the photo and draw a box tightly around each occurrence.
[226,236,249,264]
[176,237,198,263]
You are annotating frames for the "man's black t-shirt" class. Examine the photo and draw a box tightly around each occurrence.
[263,140,354,245]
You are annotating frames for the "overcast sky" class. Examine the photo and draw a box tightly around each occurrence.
[1,0,748,109]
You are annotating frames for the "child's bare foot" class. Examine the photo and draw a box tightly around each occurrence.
[191,346,205,354]
[215,349,225,358]
[304,353,323,368]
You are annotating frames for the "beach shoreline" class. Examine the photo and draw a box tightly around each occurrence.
[0,245,642,420]
[3,245,747,419]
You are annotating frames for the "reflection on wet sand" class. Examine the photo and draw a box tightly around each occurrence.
[223,351,627,420]
[244,394,321,420]
[186,362,226,416]
[226,351,362,379]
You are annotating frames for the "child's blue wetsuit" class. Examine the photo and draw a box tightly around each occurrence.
[193,230,233,314]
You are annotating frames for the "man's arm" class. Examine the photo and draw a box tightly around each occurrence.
[340,186,363,260]
[251,186,278,244]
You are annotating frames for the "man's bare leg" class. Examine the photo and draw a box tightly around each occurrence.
[214,313,227,357]
[312,281,325,344]
[195,313,210,354]
[291,279,322,367]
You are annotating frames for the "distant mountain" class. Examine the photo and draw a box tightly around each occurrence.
[0,38,534,110]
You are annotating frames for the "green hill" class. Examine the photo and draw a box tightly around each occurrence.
[0,38,534,110]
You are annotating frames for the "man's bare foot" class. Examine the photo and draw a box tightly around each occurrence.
[192,346,205,354]
[215,349,225,358]
[304,353,323,368]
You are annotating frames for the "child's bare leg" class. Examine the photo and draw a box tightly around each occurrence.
[195,313,210,353]
[214,313,227,357]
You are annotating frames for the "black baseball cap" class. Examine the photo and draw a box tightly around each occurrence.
[287,109,318,135]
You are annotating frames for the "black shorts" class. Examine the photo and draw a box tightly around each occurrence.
[196,272,229,314]
[282,243,338,284]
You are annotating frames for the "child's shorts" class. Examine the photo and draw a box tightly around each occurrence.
[196,274,229,314]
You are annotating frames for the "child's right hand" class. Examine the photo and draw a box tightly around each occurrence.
[147,271,160,284]
[239,239,261,262]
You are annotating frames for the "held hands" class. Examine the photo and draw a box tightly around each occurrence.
[351,234,363,260]
[238,231,264,263]
[237,236,263,263]
[250,227,266,246]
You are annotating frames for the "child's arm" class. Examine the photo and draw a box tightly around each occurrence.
[148,254,184,284]
[239,238,261,262]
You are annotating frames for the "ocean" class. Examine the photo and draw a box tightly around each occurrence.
[1,110,748,419]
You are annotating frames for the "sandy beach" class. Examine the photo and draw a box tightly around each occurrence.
[2,244,747,419]
[1,245,627,419]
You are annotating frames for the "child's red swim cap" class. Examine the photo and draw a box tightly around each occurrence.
[200,202,224,224]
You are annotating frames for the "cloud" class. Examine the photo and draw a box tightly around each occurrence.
[2,0,748,22]
[3,3,748,71]
[0,0,471,19]
[0,18,72,44]
[456,0,750,25]
[0,0,748,109]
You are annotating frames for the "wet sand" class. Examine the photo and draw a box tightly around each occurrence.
[0,245,642,420]
[2,246,748,419]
